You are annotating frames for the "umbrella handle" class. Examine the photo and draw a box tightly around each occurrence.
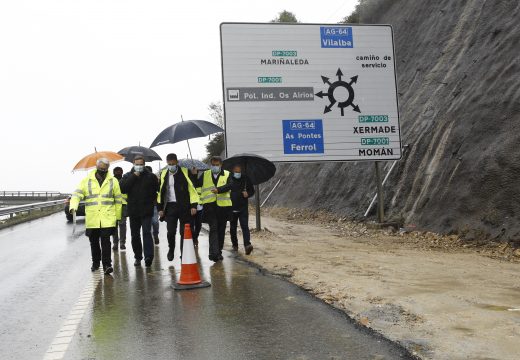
[186,139,193,160]
[243,160,248,191]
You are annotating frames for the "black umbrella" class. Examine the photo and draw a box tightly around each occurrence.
[222,153,276,185]
[117,145,162,162]
[150,119,223,159]
[178,158,210,171]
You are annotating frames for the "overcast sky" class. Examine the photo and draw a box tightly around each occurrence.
[0,0,356,192]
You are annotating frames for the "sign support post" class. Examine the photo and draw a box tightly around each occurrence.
[255,184,261,231]
[375,161,385,223]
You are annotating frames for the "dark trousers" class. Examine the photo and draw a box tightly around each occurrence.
[130,215,154,261]
[207,207,229,258]
[151,206,159,236]
[166,202,188,254]
[88,228,113,266]
[112,205,127,245]
[112,216,127,245]
[191,209,203,244]
[230,210,251,247]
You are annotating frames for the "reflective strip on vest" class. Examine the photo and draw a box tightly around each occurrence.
[100,201,114,205]
[200,193,217,202]
[85,195,97,200]
[85,202,99,206]
[108,179,114,198]
[88,179,93,196]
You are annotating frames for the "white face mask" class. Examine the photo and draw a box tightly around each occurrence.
[134,165,144,173]
[211,165,221,174]
[167,164,177,172]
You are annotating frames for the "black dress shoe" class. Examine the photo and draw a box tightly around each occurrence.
[112,244,118,251]
[103,265,113,275]
[167,249,174,261]
[120,243,126,250]
[134,259,141,267]
[245,244,254,255]
[208,255,218,262]
[145,258,153,267]
[153,234,160,245]
[218,254,224,261]
[91,263,100,272]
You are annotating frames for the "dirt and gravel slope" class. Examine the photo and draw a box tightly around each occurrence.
[261,0,520,240]
[239,209,520,359]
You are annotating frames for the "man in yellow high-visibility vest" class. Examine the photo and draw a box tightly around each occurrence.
[69,158,122,275]
[191,156,232,262]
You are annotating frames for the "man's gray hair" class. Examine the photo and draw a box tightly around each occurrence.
[96,158,110,167]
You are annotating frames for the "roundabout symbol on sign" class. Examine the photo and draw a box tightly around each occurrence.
[315,68,361,116]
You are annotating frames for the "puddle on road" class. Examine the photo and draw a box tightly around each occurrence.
[475,303,520,312]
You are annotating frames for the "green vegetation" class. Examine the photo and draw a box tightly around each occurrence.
[271,10,299,23]
[204,102,225,162]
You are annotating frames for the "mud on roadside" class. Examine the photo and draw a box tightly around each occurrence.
[260,206,520,263]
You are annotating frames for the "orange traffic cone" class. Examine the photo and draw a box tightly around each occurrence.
[172,224,211,290]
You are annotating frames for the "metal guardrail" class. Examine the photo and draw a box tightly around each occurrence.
[0,191,66,198]
[0,199,67,219]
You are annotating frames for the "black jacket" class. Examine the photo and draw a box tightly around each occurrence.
[157,169,197,216]
[230,175,255,212]
[120,168,159,217]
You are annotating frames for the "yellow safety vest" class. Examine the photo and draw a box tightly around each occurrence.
[157,167,200,206]
[70,170,122,229]
[200,170,232,207]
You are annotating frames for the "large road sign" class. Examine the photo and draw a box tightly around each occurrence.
[220,23,401,162]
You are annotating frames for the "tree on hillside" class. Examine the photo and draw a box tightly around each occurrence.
[341,0,395,24]
[342,5,360,23]
[271,10,299,23]
[204,102,225,162]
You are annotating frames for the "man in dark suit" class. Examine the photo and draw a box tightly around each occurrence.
[157,153,199,261]
[120,155,159,267]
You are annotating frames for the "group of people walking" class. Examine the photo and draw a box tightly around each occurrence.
[69,153,254,275]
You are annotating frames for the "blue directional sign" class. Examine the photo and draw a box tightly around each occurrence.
[320,26,353,48]
[283,120,324,154]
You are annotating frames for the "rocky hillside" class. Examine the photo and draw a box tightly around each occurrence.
[261,0,520,240]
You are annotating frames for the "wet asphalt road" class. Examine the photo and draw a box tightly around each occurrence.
[0,214,413,360]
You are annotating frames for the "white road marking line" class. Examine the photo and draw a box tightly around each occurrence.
[43,271,103,359]
[51,337,73,345]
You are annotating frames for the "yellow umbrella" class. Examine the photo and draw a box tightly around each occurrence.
[72,150,124,172]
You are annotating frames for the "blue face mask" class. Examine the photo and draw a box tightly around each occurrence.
[134,165,144,173]
[211,165,221,174]
[233,172,242,179]
[168,164,177,172]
